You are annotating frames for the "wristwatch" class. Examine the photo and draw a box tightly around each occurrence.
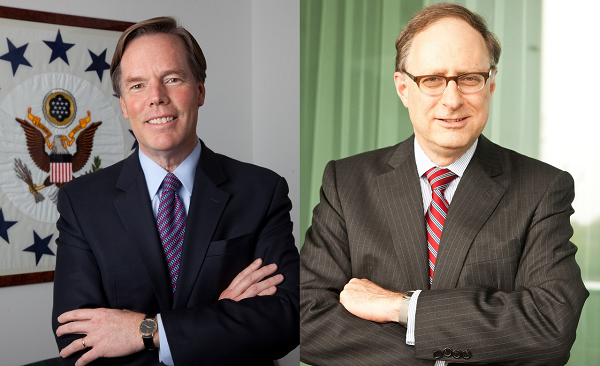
[139,314,158,351]
[398,291,415,327]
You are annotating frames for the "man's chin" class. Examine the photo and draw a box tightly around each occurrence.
[434,131,479,150]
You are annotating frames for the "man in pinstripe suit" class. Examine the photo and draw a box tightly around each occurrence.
[300,3,587,366]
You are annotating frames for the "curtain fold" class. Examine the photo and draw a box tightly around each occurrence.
[300,0,420,236]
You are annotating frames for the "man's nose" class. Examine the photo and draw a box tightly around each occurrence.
[148,82,169,106]
[440,80,463,109]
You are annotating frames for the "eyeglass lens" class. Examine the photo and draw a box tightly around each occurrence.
[420,74,486,95]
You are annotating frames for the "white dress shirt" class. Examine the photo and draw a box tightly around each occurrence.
[406,137,477,365]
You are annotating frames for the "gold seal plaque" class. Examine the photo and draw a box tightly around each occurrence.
[43,89,77,128]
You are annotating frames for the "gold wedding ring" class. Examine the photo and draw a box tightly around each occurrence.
[82,338,86,348]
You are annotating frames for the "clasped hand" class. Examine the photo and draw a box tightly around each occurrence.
[56,258,283,366]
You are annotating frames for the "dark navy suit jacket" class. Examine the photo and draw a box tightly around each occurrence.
[52,140,299,365]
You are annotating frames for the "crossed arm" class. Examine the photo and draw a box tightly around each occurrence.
[300,161,588,366]
[53,175,299,366]
[56,258,284,366]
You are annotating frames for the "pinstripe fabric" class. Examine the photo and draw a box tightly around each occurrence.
[300,135,588,366]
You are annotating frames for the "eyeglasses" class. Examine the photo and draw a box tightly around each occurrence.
[402,67,495,96]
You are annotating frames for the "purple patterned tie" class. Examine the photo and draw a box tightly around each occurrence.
[157,173,186,294]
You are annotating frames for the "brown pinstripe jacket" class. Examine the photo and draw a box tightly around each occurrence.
[300,135,587,366]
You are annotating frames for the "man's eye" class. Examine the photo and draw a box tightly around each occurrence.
[167,78,180,83]
[422,76,443,85]
[459,75,482,85]
[131,84,142,90]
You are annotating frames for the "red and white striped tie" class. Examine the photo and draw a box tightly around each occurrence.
[425,167,457,287]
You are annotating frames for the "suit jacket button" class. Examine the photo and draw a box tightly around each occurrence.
[452,349,461,359]
[433,350,443,359]
[462,350,472,359]
[443,348,452,357]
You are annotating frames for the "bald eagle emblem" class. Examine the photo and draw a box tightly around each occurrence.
[14,104,102,204]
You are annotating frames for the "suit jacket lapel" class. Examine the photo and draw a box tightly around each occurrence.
[432,135,507,290]
[113,152,173,310]
[173,141,230,308]
[377,138,430,290]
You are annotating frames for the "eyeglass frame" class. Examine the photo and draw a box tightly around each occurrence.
[401,67,495,95]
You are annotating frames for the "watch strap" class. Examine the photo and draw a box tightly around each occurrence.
[143,334,155,351]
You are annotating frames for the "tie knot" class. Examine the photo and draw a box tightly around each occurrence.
[426,167,457,191]
[162,173,182,192]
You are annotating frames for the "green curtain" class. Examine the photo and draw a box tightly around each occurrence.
[300,0,597,364]
[301,0,419,238]
[300,0,544,240]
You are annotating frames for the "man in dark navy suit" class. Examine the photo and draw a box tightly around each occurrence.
[52,17,298,366]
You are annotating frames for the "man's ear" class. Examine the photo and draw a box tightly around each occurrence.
[394,72,409,108]
[120,97,129,119]
[197,83,205,107]
[489,68,498,95]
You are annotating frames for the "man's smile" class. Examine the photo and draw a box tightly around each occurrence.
[147,116,175,124]
[438,117,467,122]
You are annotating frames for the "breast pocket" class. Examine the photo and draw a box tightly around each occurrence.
[199,233,256,301]
[206,232,254,257]
[459,238,522,291]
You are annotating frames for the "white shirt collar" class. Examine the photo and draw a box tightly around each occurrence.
[414,136,478,178]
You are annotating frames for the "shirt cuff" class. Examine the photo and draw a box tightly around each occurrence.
[157,313,174,366]
[405,289,421,346]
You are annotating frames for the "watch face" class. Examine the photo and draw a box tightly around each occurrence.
[140,319,156,336]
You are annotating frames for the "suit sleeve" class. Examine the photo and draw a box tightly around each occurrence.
[52,187,112,366]
[300,161,428,366]
[300,162,588,366]
[414,171,588,365]
[160,176,299,365]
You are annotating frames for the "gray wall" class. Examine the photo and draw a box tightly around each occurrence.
[0,1,299,365]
